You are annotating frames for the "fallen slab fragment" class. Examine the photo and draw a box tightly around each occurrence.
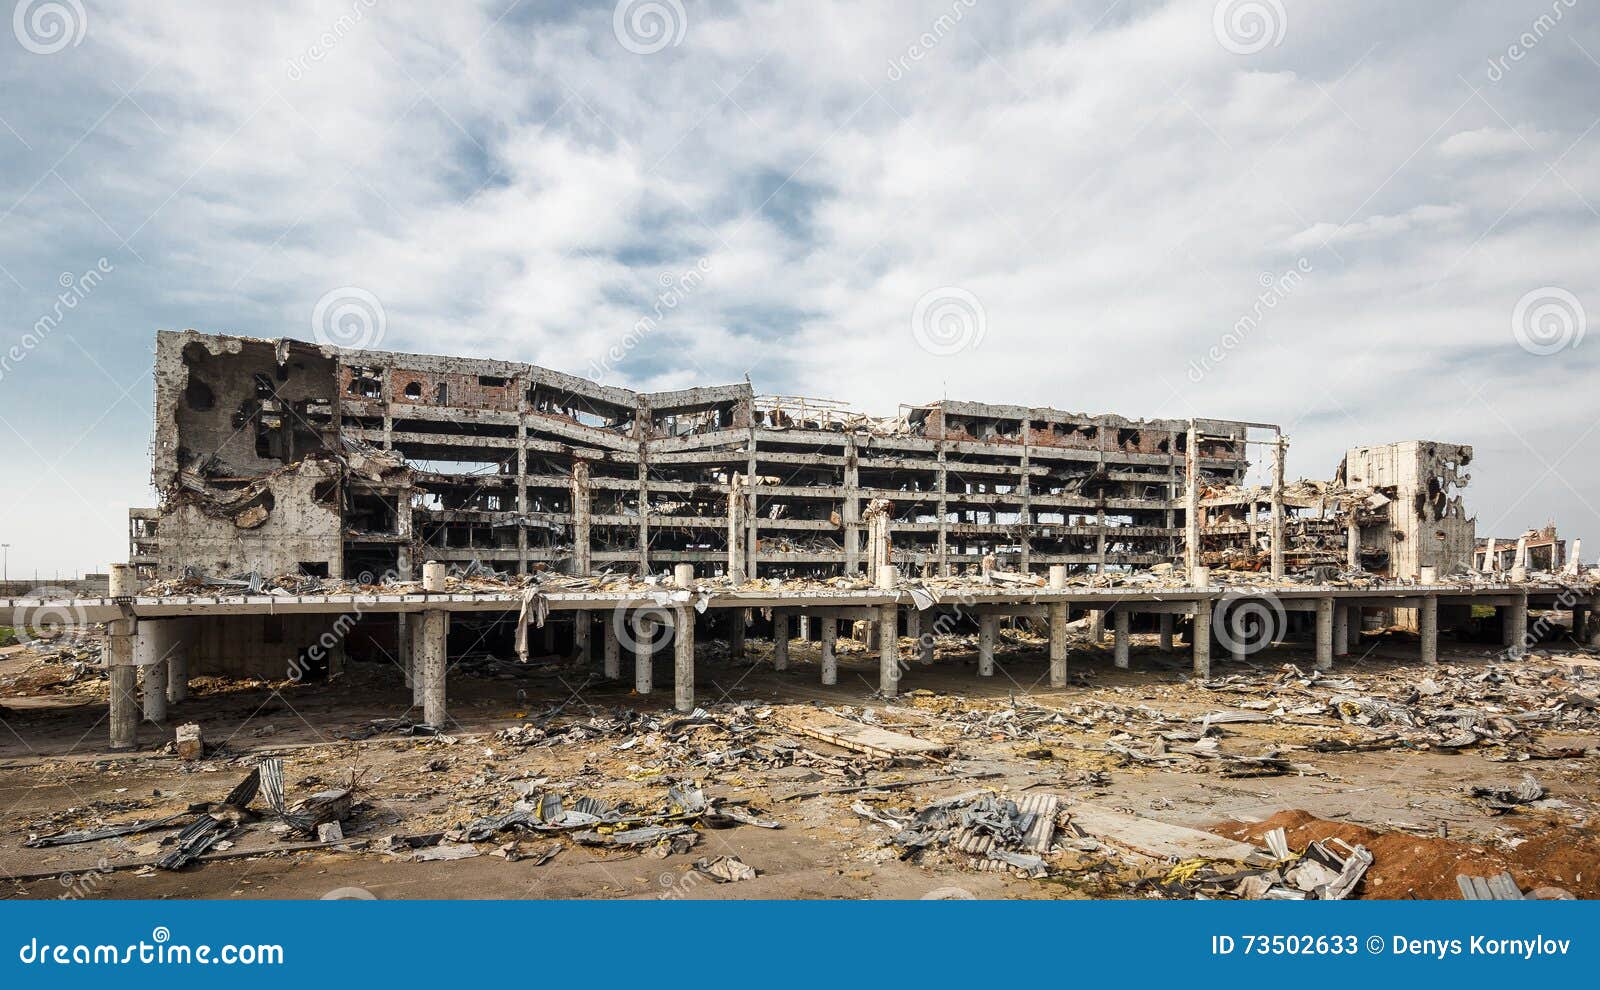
[790,715,948,759]
[1068,802,1268,864]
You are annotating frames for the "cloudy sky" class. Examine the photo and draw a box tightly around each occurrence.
[0,0,1595,581]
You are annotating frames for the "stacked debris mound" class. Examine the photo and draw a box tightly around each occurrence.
[855,790,1060,878]
[1148,826,1372,900]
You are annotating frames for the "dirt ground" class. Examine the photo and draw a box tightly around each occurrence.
[2,623,1597,900]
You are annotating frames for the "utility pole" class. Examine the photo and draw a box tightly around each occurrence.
[1,543,9,584]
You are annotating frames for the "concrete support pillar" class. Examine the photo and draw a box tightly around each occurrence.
[136,619,170,724]
[1112,608,1130,669]
[399,613,413,688]
[1090,609,1105,644]
[1184,423,1200,580]
[107,564,139,751]
[978,614,996,676]
[1228,603,1247,664]
[1506,594,1528,660]
[603,618,620,679]
[420,560,447,727]
[1048,602,1069,688]
[420,610,447,727]
[1314,597,1334,671]
[918,610,935,665]
[878,604,900,697]
[729,609,746,659]
[1573,604,1588,643]
[635,617,655,695]
[570,460,592,577]
[773,610,789,671]
[1269,436,1286,581]
[798,615,810,641]
[1420,594,1439,665]
[1346,606,1362,652]
[905,607,920,646]
[573,609,591,663]
[409,614,425,705]
[820,618,837,685]
[1346,519,1360,571]
[673,606,695,712]
[166,619,190,705]
[1588,595,1600,649]
[1158,613,1174,652]
[1192,600,1213,680]
[1333,604,1350,658]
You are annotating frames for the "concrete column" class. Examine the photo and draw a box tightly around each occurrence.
[1346,606,1362,652]
[136,619,170,724]
[1112,608,1130,669]
[819,618,837,685]
[573,609,591,662]
[1184,423,1200,579]
[1346,519,1360,571]
[1507,594,1528,659]
[1588,595,1600,649]
[1269,436,1286,581]
[1333,604,1350,658]
[1048,602,1068,688]
[1314,597,1334,671]
[905,607,921,646]
[166,619,190,704]
[603,618,620,679]
[1090,609,1105,643]
[107,564,139,751]
[878,604,900,698]
[798,615,810,641]
[1158,613,1174,652]
[570,460,591,576]
[399,613,413,688]
[773,610,789,671]
[635,617,655,695]
[1192,600,1213,680]
[1420,594,1439,665]
[420,561,447,727]
[729,609,746,659]
[978,614,996,676]
[673,606,695,712]
[1573,604,1588,643]
[918,610,935,665]
[1048,564,1068,589]
[674,564,695,588]
[1228,603,1247,664]
[420,610,447,726]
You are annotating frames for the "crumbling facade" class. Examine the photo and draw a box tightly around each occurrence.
[1342,441,1477,579]
[132,330,1266,583]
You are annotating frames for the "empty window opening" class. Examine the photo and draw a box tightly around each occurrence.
[404,382,422,400]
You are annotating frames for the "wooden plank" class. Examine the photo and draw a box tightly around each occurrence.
[790,716,948,759]
[1068,801,1263,862]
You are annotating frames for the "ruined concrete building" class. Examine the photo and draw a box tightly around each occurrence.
[132,330,1280,584]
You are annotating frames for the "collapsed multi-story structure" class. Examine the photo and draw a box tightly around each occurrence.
[132,330,1286,585]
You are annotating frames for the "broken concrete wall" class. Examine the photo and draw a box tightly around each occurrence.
[155,458,343,579]
[1345,440,1476,579]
